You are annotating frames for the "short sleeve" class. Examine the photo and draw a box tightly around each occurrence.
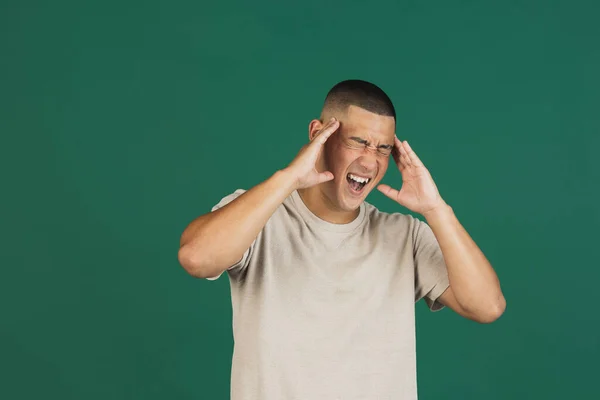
[205,189,255,281]
[413,218,450,311]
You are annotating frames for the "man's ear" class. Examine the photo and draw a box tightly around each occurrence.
[308,119,324,141]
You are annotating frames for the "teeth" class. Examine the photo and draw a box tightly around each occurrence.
[349,173,371,184]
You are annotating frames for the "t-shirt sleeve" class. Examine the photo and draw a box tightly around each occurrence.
[205,189,255,281]
[413,218,450,311]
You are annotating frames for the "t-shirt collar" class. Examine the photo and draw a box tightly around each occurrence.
[290,190,366,233]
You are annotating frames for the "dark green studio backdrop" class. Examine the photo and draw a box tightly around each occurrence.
[2,0,599,399]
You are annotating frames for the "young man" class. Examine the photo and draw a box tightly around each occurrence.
[178,79,506,399]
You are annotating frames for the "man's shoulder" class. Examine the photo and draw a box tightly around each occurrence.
[211,188,296,217]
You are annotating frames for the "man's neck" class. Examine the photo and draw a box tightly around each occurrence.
[296,186,360,224]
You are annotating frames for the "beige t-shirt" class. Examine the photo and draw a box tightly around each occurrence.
[207,188,450,400]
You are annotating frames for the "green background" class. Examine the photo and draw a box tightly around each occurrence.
[2,0,598,398]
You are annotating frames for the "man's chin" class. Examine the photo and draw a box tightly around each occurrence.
[338,183,370,209]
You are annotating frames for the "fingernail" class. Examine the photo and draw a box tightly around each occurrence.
[330,117,336,122]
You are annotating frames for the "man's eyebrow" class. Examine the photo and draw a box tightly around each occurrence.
[349,136,393,148]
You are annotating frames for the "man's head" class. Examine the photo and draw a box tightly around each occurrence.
[306,79,397,216]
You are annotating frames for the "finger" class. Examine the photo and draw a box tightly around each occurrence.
[393,150,408,171]
[308,120,330,144]
[402,141,423,167]
[315,118,339,141]
[377,184,400,201]
[317,171,335,184]
[399,151,410,167]
[313,118,335,136]
[313,118,339,145]
[394,136,403,153]
[395,137,411,163]
[317,118,334,133]
[394,139,409,168]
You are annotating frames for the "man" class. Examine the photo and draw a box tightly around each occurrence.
[178,79,506,399]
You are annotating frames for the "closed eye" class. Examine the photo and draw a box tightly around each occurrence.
[350,137,368,145]
[348,137,393,156]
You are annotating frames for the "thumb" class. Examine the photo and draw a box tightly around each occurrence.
[316,171,334,184]
[377,184,400,201]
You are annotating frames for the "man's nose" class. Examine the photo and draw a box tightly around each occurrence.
[357,154,378,171]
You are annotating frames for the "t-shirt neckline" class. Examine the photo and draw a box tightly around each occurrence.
[291,190,366,233]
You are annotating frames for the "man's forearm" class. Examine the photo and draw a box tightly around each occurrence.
[423,204,506,317]
[178,169,296,278]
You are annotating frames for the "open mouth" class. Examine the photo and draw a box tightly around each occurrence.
[346,173,371,194]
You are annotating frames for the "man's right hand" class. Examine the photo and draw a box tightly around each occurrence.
[178,117,339,278]
[284,117,340,190]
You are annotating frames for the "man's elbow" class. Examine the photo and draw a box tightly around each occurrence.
[475,296,506,324]
[178,245,211,278]
[178,245,235,279]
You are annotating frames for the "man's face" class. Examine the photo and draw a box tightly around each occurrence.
[314,105,396,212]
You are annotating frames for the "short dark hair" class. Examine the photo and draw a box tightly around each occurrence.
[322,79,396,121]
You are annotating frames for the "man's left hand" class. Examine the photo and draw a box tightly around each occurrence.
[377,136,447,216]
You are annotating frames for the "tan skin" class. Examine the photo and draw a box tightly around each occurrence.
[297,105,396,224]
[179,103,504,323]
[298,105,506,323]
